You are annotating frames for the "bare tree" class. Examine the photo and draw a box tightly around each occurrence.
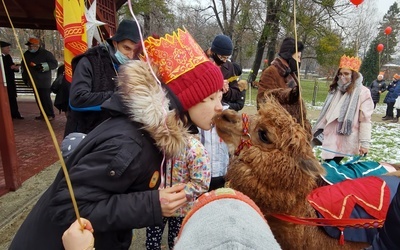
[119,0,175,37]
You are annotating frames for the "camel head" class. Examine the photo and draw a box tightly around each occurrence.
[213,96,325,214]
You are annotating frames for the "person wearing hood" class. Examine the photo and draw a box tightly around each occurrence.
[312,55,374,164]
[256,37,304,109]
[21,37,58,120]
[9,28,224,250]
[65,19,143,135]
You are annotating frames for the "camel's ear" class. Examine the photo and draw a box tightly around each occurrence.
[299,158,325,179]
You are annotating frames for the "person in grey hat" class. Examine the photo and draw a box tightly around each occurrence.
[1,40,23,119]
[256,37,304,109]
[65,19,143,136]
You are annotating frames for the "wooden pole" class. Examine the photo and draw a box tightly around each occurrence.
[0,58,21,193]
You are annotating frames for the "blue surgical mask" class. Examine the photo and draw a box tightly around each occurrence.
[29,48,38,53]
[115,50,130,64]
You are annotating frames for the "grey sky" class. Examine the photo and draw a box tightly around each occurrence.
[377,0,397,15]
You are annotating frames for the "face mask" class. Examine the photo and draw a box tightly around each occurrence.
[115,49,130,64]
[211,53,224,66]
[288,58,300,73]
[337,77,351,92]
[337,76,350,86]
[29,48,38,53]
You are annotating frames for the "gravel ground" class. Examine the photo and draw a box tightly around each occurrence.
[0,162,60,249]
[0,163,166,250]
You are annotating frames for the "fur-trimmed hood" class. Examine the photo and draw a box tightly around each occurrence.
[102,60,189,157]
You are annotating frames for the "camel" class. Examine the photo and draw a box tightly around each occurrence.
[213,97,399,250]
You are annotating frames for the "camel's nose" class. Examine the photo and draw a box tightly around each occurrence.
[219,111,238,123]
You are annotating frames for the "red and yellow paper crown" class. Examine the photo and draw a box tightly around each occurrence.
[339,55,362,72]
[143,28,209,84]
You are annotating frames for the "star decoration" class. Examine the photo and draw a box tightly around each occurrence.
[85,0,106,47]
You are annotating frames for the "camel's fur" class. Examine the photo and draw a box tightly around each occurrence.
[213,97,369,249]
[261,86,312,142]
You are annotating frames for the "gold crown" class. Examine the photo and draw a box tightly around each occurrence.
[143,28,208,84]
[339,55,362,72]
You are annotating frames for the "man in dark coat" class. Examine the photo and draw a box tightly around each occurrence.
[21,37,58,120]
[1,41,23,119]
[382,74,400,122]
[368,72,386,109]
[226,62,247,111]
[205,34,241,106]
[65,19,142,135]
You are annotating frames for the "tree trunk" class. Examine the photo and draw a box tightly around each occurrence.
[247,0,282,85]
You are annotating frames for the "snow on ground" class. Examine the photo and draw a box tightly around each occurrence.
[309,102,400,164]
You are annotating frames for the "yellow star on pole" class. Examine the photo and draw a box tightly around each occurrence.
[85,0,106,47]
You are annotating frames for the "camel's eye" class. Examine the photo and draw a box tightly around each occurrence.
[258,129,270,144]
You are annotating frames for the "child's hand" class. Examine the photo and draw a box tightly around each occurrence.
[359,147,368,156]
[159,184,187,216]
[62,218,94,250]
[222,80,229,93]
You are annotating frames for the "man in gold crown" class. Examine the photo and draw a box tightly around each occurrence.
[312,55,374,164]
[10,29,224,250]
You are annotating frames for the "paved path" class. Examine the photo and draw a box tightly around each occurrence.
[0,95,66,193]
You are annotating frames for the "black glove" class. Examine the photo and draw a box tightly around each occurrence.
[33,63,44,72]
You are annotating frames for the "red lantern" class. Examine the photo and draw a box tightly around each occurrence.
[350,0,364,6]
[384,26,392,35]
[377,44,384,52]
